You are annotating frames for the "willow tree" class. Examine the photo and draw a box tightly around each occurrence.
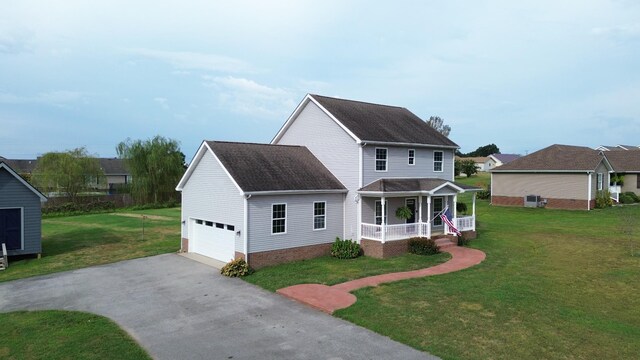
[117,136,185,204]
[32,147,104,202]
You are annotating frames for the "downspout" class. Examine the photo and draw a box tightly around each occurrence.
[243,194,250,265]
[587,172,592,210]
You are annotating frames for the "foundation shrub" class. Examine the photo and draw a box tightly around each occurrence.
[620,192,640,204]
[408,237,440,255]
[331,237,361,259]
[595,190,613,208]
[220,258,253,277]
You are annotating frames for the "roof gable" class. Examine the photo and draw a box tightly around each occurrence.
[205,141,346,193]
[604,150,640,172]
[490,153,520,164]
[492,144,608,172]
[0,162,47,202]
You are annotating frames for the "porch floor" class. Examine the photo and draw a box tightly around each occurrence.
[277,246,486,314]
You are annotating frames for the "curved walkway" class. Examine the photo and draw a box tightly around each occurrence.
[277,246,486,314]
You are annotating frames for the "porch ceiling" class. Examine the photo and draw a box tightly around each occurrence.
[358,177,480,196]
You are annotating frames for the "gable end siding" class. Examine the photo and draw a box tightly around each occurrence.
[180,150,245,253]
[0,168,42,255]
[492,173,588,200]
[363,146,454,185]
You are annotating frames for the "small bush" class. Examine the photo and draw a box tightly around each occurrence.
[457,234,471,246]
[220,258,253,277]
[456,202,468,215]
[477,184,491,200]
[331,237,361,259]
[619,192,640,204]
[408,237,440,255]
[595,190,613,209]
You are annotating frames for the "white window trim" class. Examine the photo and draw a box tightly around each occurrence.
[374,200,388,225]
[313,201,326,231]
[375,147,388,172]
[408,149,415,166]
[597,173,603,191]
[433,151,444,173]
[271,203,287,235]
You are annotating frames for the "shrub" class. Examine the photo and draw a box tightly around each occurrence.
[408,237,440,255]
[477,184,491,200]
[220,258,253,277]
[457,234,471,246]
[620,192,640,204]
[595,190,613,209]
[456,202,468,215]
[331,237,361,259]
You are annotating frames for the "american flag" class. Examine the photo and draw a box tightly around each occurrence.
[440,208,462,236]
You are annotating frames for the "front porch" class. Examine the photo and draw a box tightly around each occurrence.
[361,215,476,242]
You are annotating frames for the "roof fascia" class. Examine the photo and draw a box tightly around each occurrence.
[491,169,594,173]
[361,141,458,149]
[244,189,348,196]
[0,162,47,202]
[175,141,208,191]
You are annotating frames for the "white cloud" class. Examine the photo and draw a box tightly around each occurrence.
[125,48,254,73]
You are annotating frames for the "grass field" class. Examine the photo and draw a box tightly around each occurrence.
[246,182,640,359]
[0,310,150,359]
[0,207,181,283]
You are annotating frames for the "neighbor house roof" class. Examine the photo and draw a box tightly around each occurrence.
[358,178,480,194]
[604,151,640,173]
[99,158,128,175]
[206,141,346,193]
[0,162,47,202]
[455,156,488,163]
[492,144,608,172]
[490,153,520,164]
[0,158,38,173]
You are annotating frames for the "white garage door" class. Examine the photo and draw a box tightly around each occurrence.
[190,219,236,263]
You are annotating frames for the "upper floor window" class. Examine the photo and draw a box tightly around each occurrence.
[433,151,443,172]
[408,149,415,165]
[596,173,603,191]
[313,201,326,230]
[375,148,388,171]
[272,203,286,234]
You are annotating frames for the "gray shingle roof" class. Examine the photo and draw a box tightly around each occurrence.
[359,178,480,193]
[99,158,128,175]
[311,95,459,148]
[491,153,520,164]
[604,151,640,173]
[207,141,346,192]
[492,145,604,172]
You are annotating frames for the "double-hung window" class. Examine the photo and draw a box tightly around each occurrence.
[374,200,388,225]
[408,149,415,165]
[597,173,603,191]
[313,202,326,230]
[433,151,443,172]
[272,204,286,234]
[375,148,388,171]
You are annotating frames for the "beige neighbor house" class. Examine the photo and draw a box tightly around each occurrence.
[491,145,614,210]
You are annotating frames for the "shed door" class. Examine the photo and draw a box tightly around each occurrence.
[191,219,236,263]
[0,208,22,250]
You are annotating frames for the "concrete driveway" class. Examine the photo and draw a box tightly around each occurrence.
[0,254,438,360]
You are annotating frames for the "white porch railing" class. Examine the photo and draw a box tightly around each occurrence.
[609,185,621,203]
[456,216,475,232]
[361,223,382,240]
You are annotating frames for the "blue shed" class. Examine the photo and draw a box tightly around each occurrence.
[0,162,47,256]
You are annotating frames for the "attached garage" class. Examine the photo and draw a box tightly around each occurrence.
[189,218,236,262]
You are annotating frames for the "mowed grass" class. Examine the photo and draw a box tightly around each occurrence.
[0,207,181,282]
[0,310,150,360]
[244,252,451,292]
[247,193,640,359]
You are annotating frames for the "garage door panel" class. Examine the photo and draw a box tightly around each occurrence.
[191,219,235,262]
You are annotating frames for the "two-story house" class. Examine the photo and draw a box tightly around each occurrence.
[176,94,480,268]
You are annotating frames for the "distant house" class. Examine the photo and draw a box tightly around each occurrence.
[0,162,47,256]
[486,153,520,170]
[177,94,480,268]
[456,156,489,172]
[491,144,640,210]
[595,145,640,151]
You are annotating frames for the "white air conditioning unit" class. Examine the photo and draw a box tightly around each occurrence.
[524,195,546,208]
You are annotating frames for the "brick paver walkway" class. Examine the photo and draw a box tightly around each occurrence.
[277,246,486,314]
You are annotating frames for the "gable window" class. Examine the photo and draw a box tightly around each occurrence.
[272,203,286,234]
[408,149,415,165]
[597,173,603,191]
[374,200,388,225]
[313,201,326,230]
[375,148,388,171]
[433,151,443,172]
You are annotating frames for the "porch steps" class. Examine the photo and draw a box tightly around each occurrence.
[433,236,457,249]
[0,243,7,271]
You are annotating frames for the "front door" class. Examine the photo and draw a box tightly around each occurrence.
[432,197,443,227]
[405,198,417,223]
[0,208,22,250]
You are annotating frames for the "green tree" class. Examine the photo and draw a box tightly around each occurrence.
[465,144,500,157]
[117,136,184,204]
[460,159,478,177]
[32,147,104,202]
[426,116,451,137]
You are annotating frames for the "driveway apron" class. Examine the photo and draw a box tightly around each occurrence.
[0,254,438,360]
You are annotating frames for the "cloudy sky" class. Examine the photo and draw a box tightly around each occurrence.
[1,0,639,160]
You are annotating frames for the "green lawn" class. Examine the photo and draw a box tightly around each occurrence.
[0,310,151,359]
[246,201,640,359]
[0,207,181,283]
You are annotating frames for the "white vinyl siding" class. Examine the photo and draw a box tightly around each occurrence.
[375,148,388,171]
[181,150,244,253]
[408,149,415,165]
[273,101,360,239]
[434,151,443,172]
[313,201,326,230]
[362,146,454,185]
[248,193,344,253]
[272,203,286,234]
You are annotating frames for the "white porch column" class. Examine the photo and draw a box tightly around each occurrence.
[381,196,386,243]
[426,196,432,239]
[418,195,423,237]
[453,194,458,230]
[472,192,476,231]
